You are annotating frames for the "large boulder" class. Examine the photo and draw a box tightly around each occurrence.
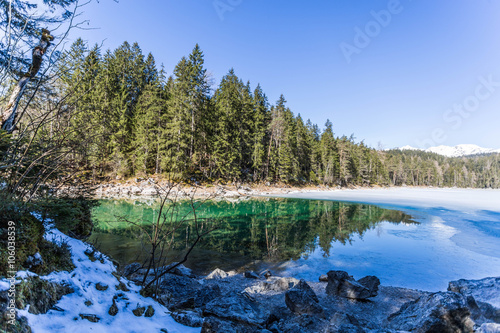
[156,274,202,309]
[203,294,268,327]
[448,277,500,324]
[285,279,324,316]
[448,277,500,309]
[206,268,236,280]
[194,284,222,309]
[326,271,380,300]
[245,277,299,294]
[387,291,474,333]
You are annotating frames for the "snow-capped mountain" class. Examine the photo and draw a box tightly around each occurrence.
[395,144,500,157]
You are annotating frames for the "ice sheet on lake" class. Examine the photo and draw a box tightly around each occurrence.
[277,188,500,292]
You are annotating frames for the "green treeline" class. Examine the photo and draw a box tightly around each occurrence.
[55,40,500,188]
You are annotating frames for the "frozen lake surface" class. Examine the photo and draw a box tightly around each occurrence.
[277,188,500,291]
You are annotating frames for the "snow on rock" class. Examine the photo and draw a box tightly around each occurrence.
[448,277,500,309]
[9,223,199,333]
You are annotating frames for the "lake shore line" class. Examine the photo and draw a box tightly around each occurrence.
[59,178,500,213]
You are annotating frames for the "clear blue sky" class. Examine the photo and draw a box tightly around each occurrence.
[70,0,500,149]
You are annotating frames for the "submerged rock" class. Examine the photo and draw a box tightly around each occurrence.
[387,291,474,333]
[285,279,324,316]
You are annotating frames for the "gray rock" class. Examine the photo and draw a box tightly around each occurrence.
[201,316,255,333]
[108,299,118,316]
[277,314,329,333]
[164,262,195,278]
[95,283,108,291]
[327,313,364,333]
[194,284,222,308]
[79,314,100,322]
[244,271,259,279]
[130,186,142,194]
[319,274,328,282]
[261,270,272,279]
[171,310,204,327]
[206,268,231,279]
[448,277,500,309]
[476,323,500,333]
[326,271,379,300]
[132,306,146,317]
[122,262,142,277]
[245,277,300,294]
[285,279,324,316]
[203,295,268,326]
[357,276,380,297]
[223,190,240,198]
[25,252,44,268]
[387,291,474,333]
[157,274,202,309]
[326,271,351,295]
[476,300,500,323]
[141,187,158,196]
[145,305,155,317]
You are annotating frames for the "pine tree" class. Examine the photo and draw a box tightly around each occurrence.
[320,120,339,185]
[251,84,270,181]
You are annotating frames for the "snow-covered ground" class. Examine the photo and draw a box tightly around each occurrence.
[396,144,500,157]
[1,223,199,333]
[277,187,500,292]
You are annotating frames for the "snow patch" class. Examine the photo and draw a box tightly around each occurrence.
[1,222,199,333]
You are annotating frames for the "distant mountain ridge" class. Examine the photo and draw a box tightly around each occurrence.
[395,144,500,157]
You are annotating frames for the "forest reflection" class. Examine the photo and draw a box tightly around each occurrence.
[90,198,416,272]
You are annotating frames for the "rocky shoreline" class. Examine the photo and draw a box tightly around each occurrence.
[55,177,337,200]
[123,263,500,332]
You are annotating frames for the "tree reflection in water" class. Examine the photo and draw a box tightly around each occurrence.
[90,198,416,273]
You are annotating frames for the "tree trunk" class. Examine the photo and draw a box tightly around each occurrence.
[1,29,54,133]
